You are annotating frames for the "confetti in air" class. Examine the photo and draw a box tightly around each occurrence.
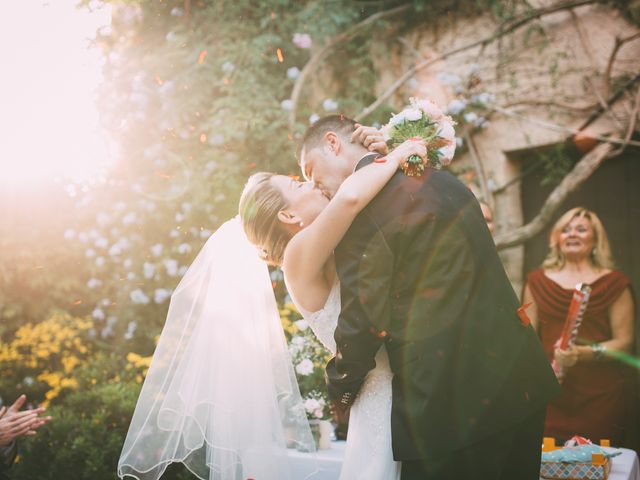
[198,50,207,65]
[276,48,284,63]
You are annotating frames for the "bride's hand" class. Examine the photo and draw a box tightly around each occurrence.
[351,123,389,155]
[387,138,427,169]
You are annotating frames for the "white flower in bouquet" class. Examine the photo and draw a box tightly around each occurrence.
[295,358,314,376]
[403,108,422,122]
[383,97,457,176]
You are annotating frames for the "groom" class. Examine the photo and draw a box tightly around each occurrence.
[299,115,560,479]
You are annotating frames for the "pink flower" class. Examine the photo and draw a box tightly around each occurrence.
[437,119,456,165]
[413,98,444,121]
[293,33,312,49]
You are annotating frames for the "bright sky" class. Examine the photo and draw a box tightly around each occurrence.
[0,0,112,186]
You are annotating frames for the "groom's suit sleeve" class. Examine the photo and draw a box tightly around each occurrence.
[326,209,394,407]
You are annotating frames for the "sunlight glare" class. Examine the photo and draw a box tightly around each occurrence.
[0,0,112,186]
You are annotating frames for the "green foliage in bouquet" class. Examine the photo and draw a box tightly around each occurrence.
[385,113,453,176]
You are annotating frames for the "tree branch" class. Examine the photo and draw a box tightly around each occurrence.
[491,105,640,147]
[604,32,640,97]
[355,0,599,121]
[580,72,640,130]
[494,142,614,250]
[464,130,494,208]
[501,99,598,112]
[609,88,640,157]
[288,3,412,130]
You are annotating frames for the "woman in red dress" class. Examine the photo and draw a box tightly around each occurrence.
[522,207,638,450]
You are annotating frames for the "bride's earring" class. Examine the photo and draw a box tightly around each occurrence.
[299,221,305,227]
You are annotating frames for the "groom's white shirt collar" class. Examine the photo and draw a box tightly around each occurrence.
[353,152,381,173]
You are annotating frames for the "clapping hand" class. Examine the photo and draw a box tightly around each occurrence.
[554,346,579,368]
[0,395,52,447]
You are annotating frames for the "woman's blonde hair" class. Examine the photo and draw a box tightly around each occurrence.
[239,172,291,266]
[542,207,615,270]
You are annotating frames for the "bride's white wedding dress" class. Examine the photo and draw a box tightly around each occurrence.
[294,281,401,480]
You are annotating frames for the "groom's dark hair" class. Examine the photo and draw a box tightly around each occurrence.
[297,114,357,162]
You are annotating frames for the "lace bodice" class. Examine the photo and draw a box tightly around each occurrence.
[295,281,341,354]
[291,279,400,479]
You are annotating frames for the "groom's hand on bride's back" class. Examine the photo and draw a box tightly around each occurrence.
[350,123,388,155]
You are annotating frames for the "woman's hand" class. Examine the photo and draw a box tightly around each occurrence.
[351,124,388,155]
[387,138,427,169]
[554,346,579,368]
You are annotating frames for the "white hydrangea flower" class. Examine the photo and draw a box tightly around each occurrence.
[85,248,96,258]
[127,272,136,281]
[123,258,133,269]
[95,257,106,267]
[122,212,137,225]
[95,237,109,249]
[109,244,123,257]
[178,265,188,276]
[322,98,338,112]
[200,229,212,239]
[294,319,309,331]
[287,66,301,80]
[177,243,192,255]
[446,99,467,115]
[295,359,314,376]
[170,7,183,16]
[87,278,102,289]
[170,229,180,238]
[143,262,156,280]
[92,308,106,320]
[436,72,461,86]
[281,99,294,111]
[130,289,150,305]
[164,259,179,277]
[309,113,320,125]
[154,288,171,304]
[291,336,306,346]
[150,244,163,257]
[463,112,479,124]
[304,398,321,413]
[221,61,235,74]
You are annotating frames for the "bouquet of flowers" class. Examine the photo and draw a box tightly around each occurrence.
[382,98,456,176]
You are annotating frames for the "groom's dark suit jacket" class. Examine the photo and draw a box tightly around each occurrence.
[326,155,560,461]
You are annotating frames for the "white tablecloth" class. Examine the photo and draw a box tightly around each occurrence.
[288,441,345,479]
[606,448,640,480]
[289,442,640,480]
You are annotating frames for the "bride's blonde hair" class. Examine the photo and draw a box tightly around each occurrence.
[239,172,291,266]
[542,207,615,271]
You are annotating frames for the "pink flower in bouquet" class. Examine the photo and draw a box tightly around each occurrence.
[437,120,456,166]
[413,98,444,121]
[293,33,312,49]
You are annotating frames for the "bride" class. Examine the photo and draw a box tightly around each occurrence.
[118,128,426,480]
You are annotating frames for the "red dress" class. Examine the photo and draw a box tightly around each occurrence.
[526,269,638,450]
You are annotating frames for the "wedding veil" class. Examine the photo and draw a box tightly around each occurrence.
[118,217,316,480]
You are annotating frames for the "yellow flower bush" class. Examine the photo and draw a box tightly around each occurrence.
[0,313,92,406]
[125,352,152,383]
